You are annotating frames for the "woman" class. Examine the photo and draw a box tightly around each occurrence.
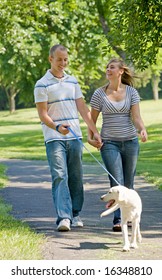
[88,58,147,232]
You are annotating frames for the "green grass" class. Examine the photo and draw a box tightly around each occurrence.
[0,164,8,188]
[137,124,162,188]
[134,100,162,188]
[0,205,44,260]
[0,109,46,160]
[0,164,44,259]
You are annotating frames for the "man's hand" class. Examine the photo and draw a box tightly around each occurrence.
[57,124,70,135]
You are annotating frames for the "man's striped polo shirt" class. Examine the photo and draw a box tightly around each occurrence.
[34,70,83,143]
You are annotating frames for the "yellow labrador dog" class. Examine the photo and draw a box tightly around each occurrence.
[101,185,142,251]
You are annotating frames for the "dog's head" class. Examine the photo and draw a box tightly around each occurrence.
[101,185,127,202]
[100,185,127,217]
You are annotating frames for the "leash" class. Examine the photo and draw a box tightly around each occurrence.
[67,127,120,186]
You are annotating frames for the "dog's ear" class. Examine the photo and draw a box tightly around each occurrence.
[118,189,126,202]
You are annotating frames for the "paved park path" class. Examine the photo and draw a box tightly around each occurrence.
[0,159,162,260]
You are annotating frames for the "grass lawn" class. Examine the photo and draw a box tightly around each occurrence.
[133,100,162,188]
[0,200,43,259]
[0,99,162,259]
[0,164,44,259]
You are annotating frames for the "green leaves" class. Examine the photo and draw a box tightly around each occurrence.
[0,0,161,110]
[112,0,162,69]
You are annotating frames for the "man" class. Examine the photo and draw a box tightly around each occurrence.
[34,44,102,231]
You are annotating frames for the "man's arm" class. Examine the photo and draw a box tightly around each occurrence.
[87,108,101,148]
[76,97,102,146]
[36,102,69,135]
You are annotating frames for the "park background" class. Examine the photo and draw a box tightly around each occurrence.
[0,0,162,259]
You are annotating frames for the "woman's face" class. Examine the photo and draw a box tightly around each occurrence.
[106,62,123,81]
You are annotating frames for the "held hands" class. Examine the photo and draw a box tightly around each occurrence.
[57,125,103,149]
[88,132,103,150]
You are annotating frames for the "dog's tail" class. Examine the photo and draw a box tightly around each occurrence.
[100,204,119,217]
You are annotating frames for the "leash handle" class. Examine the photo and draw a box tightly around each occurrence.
[67,127,120,186]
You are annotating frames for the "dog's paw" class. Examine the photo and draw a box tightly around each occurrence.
[122,245,130,252]
[130,242,138,249]
[137,234,142,243]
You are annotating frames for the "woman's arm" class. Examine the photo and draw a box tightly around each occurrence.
[131,103,148,142]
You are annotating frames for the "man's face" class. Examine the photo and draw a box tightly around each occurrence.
[49,49,68,75]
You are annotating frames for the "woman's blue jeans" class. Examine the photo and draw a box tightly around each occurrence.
[100,138,139,225]
[46,139,83,225]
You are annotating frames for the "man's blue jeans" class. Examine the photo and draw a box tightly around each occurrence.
[100,138,139,225]
[46,139,83,225]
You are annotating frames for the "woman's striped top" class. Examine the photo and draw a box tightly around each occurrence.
[90,85,140,141]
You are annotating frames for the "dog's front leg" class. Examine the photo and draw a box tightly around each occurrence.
[130,219,138,249]
[137,223,142,243]
[122,222,130,252]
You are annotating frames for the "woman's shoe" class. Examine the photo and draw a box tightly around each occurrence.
[112,224,122,232]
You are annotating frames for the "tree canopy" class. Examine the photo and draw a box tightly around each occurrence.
[0,0,161,111]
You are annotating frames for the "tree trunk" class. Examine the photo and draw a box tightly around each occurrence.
[6,88,17,113]
[95,0,126,60]
[151,74,160,101]
[10,94,16,113]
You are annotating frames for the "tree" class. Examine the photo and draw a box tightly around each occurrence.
[0,0,161,112]
[0,0,105,111]
[0,0,67,111]
[94,0,162,99]
[95,0,162,69]
[134,48,162,100]
[150,49,162,100]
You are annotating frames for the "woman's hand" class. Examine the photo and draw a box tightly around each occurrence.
[88,137,103,149]
[140,129,148,142]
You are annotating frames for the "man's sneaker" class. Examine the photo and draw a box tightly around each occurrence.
[57,219,71,231]
[72,216,83,227]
